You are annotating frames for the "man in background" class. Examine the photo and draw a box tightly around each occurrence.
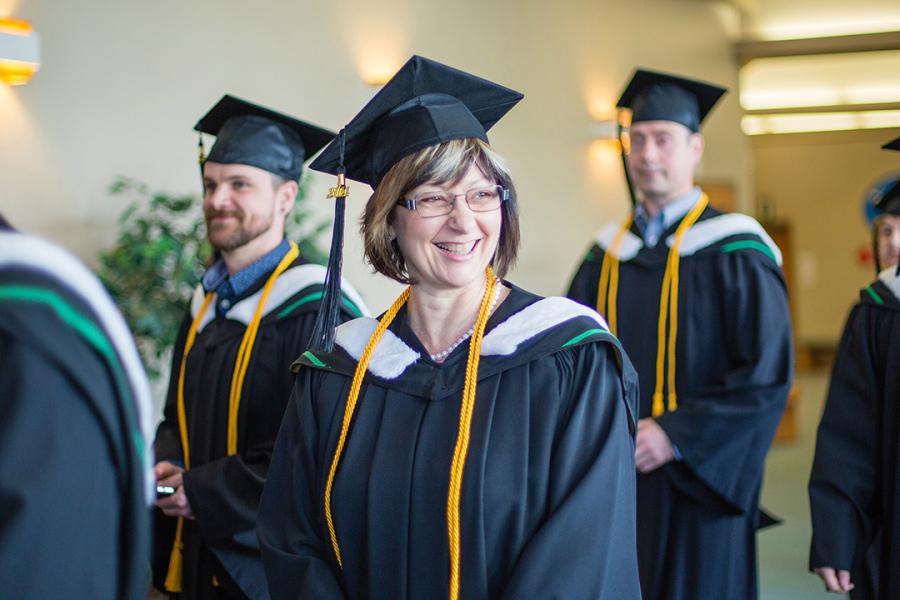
[567,69,792,600]
[152,96,366,600]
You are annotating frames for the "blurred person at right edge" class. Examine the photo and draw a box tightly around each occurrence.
[809,139,900,599]
[566,69,793,600]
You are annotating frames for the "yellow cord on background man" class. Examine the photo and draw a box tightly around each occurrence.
[164,241,298,592]
[324,267,497,600]
[596,216,634,336]
[650,196,708,416]
[227,243,299,455]
[595,196,709,417]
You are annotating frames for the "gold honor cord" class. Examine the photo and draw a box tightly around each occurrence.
[596,216,634,336]
[595,196,709,418]
[323,285,411,568]
[165,291,215,592]
[164,241,299,592]
[324,267,497,600]
[227,242,299,455]
[446,270,496,600]
[650,195,708,417]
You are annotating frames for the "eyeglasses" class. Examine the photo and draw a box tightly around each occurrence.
[397,185,509,218]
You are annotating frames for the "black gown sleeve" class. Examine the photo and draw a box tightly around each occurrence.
[257,367,347,600]
[500,342,640,600]
[808,303,882,571]
[655,252,793,514]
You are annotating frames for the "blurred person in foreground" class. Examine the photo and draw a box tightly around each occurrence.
[0,215,153,599]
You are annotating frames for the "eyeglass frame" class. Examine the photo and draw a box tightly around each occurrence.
[396,184,511,218]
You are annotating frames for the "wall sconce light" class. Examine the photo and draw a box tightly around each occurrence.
[362,69,393,87]
[0,18,41,86]
[591,109,632,153]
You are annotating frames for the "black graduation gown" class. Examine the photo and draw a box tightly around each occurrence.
[809,272,900,600]
[153,256,366,600]
[567,206,793,600]
[0,232,151,599]
[257,285,642,600]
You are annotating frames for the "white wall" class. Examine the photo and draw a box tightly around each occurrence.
[1,0,748,315]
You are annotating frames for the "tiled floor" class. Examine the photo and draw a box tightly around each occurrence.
[758,370,838,599]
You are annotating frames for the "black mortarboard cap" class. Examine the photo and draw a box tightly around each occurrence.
[874,179,900,215]
[883,137,900,152]
[309,55,523,187]
[306,56,522,354]
[195,95,334,181]
[617,69,727,132]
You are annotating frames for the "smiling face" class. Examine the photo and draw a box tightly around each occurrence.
[391,163,502,292]
[202,162,294,252]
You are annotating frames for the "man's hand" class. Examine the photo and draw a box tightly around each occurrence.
[814,567,854,593]
[154,461,193,519]
[635,418,675,474]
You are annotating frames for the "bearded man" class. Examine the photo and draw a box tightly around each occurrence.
[151,96,367,600]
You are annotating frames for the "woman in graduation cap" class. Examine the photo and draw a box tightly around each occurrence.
[256,56,642,600]
[809,144,900,599]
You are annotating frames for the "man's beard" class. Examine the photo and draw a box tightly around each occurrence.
[205,209,274,252]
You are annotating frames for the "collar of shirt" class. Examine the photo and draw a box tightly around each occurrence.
[202,238,292,317]
[633,187,702,248]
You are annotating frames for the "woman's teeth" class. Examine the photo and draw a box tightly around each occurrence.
[435,240,478,255]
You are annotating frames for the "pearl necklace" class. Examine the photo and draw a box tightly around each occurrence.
[429,277,502,363]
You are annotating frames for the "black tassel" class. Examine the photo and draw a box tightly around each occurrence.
[198,133,207,188]
[308,130,349,353]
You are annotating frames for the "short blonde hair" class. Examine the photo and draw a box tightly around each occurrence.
[361,138,520,284]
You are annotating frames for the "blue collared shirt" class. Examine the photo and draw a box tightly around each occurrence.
[633,187,702,248]
[202,239,292,317]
